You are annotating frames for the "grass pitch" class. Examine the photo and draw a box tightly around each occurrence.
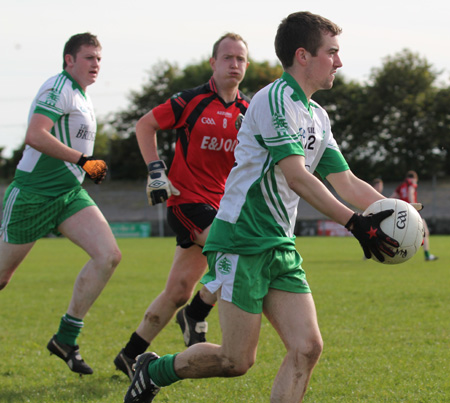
[0,236,449,402]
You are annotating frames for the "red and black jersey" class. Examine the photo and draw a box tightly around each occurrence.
[152,78,250,209]
[395,178,417,203]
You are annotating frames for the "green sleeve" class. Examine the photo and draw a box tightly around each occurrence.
[315,147,349,179]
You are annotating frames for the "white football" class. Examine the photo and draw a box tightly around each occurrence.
[363,198,424,264]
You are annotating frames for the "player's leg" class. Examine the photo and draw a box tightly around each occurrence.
[174,294,261,378]
[47,204,121,375]
[0,185,39,289]
[124,292,262,402]
[116,204,216,379]
[422,218,438,261]
[0,239,35,290]
[115,243,208,379]
[176,223,218,346]
[263,290,323,403]
[58,205,121,318]
[136,245,207,342]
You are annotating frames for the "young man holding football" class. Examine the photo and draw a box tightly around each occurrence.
[0,33,121,375]
[123,12,400,403]
[114,33,250,380]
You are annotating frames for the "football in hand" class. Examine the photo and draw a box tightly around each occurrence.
[363,198,424,264]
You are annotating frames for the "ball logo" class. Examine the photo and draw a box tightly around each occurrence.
[396,210,408,229]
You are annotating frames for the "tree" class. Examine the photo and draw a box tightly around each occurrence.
[108,58,282,180]
[313,49,447,181]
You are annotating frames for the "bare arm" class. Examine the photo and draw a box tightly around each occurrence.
[25,114,82,163]
[278,155,354,226]
[326,170,384,211]
[135,110,160,164]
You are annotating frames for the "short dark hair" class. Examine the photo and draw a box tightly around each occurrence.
[63,32,101,69]
[275,11,342,69]
[406,170,419,180]
[212,32,248,59]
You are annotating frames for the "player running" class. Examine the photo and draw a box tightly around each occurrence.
[0,33,121,375]
[114,33,250,380]
[123,12,399,403]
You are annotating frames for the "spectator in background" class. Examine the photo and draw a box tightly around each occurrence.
[391,170,438,261]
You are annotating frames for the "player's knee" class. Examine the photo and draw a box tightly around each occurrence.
[299,337,323,367]
[166,281,194,307]
[171,290,191,308]
[97,246,121,272]
[109,247,122,268]
[221,353,255,377]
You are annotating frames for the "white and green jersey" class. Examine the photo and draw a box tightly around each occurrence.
[203,72,349,255]
[13,71,97,196]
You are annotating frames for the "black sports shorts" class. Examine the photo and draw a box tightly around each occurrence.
[167,203,217,248]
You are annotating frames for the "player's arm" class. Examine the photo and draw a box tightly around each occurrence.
[135,110,180,205]
[278,155,354,225]
[278,155,398,261]
[326,169,384,211]
[25,113,83,163]
[26,113,107,184]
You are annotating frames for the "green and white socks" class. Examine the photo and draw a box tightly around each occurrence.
[55,313,84,346]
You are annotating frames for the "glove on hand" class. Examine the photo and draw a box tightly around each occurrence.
[345,210,400,262]
[146,160,180,205]
[77,155,108,184]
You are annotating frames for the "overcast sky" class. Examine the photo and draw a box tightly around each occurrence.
[2,0,450,157]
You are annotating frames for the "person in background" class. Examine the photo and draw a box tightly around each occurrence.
[114,33,250,380]
[391,170,438,261]
[372,177,384,194]
[0,33,121,375]
[123,12,399,403]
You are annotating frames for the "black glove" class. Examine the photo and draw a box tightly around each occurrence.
[77,155,108,184]
[345,211,400,262]
[146,160,180,205]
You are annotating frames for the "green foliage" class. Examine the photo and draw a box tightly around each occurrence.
[314,49,448,181]
[2,50,450,181]
[0,236,449,402]
[0,143,25,181]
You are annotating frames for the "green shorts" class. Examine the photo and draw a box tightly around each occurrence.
[203,249,311,314]
[0,185,96,244]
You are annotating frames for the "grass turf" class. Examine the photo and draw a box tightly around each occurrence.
[0,236,449,402]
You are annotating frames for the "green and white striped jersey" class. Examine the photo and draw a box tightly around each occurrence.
[13,71,97,196]
[203,72,349,255]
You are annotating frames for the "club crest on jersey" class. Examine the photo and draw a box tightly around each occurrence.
[272,113,288,131]
[45,90,60,106]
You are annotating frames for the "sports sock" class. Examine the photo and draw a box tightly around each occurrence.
[424,250,430,259]
[148,353,181,387]
[185,291,214,321]
[123,331,150,359]
[56,313,83,346]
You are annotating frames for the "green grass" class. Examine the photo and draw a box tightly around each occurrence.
[0,236,449,402]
